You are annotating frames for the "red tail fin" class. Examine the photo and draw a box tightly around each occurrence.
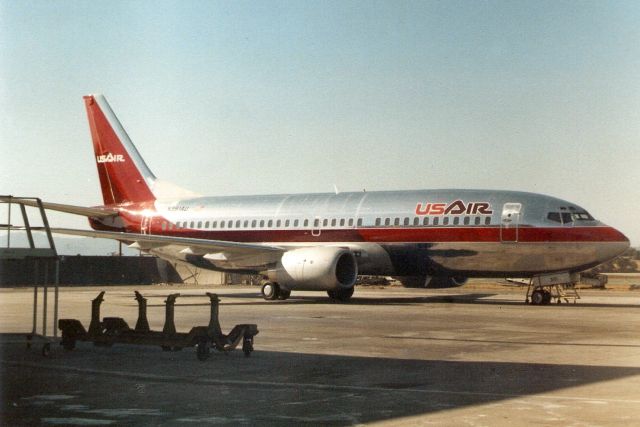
[84,94,156,205]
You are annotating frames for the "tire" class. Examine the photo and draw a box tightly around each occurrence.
[542,291,552,305]
[328,287,354,301]
[196,340,210,361]
[261,282,280,301]
[242,337,253,357]
[530,290,545,305]
[277,290,291,300]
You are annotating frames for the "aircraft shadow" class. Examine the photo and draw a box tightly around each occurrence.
[143,290,639,309]
[1,337,639,425]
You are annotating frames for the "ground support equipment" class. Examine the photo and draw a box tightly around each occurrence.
[58,291,258,361]
[1,196,60,357]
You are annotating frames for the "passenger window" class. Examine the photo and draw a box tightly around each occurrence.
[190,221,195,228]
[251,220,257,228]
[304,219,309,227]
[394,218,400,226]
[244,220,249,228]
[276,220,281,227]
[453,217,459,225]
[340,219,345,226]
[323,219,328,227]
[348,218,354,227]
[220,221,225,229]
[294,219,299,227]
[484,217,491,225]
[423,217,429,226]
[197,221,202,228]
[385,218,391,226]
[212,221,217,228]
[375,218,381,226]
[268,220,273,227]
[474,217,481,225]
[331,219,337,226]
[285,219,290,227]
[357,218,363,227]
[433,217,439,226]
[259,220,265,227]
[463,217,470,225]
[228,221,233,229]
[413,217,419,226]
[443,217,449,226]
[404,217,409,226]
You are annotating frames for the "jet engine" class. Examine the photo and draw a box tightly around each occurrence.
[267,246,358,291]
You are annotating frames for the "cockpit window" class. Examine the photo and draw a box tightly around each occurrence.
[548,210,594,224]
[572,212,594,221]
[561,212,573,224]
[547,212,561,223]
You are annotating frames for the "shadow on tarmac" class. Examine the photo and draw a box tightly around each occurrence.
[2,336,640,425]
[139,290,639,309]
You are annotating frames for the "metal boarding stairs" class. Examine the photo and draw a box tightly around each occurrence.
[1,195,59,355]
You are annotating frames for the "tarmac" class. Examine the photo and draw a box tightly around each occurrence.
[1,281,639,426]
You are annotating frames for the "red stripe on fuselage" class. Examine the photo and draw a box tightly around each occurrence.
[95,211,627,244]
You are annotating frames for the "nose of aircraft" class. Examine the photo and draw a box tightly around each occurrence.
[599,225,630,262]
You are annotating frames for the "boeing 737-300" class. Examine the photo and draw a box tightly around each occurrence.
[4,94,629,302]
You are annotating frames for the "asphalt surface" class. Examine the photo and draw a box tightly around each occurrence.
[1,283,639,426]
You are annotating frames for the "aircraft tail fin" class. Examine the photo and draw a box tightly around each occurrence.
[83,94,198,205]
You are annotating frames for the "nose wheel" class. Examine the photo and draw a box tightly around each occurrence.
[530,289,552,305]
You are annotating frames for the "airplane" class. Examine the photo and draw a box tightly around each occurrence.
[5,94,630,302]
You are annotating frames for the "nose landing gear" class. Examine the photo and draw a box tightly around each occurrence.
[526,272,580,305]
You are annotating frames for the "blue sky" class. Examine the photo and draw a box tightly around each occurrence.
[1,0,639,246]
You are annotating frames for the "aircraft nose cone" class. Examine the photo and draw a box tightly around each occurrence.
[602,226,630,261]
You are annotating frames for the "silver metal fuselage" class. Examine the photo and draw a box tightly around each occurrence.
[110,189,629,278]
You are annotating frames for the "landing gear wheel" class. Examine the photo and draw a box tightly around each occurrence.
[542,291,552,305]
[261,282,280,301]
[530,290,545,305]
[327,287,354,301]
[277,290,291,300]
[196,339,210,361]
[41,343,51,358]
[242,336,254,357]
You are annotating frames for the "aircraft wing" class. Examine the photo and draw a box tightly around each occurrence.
[0,196,117,218]
[48,227,285,271]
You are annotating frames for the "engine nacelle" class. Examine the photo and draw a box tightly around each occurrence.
[267,246,358,291]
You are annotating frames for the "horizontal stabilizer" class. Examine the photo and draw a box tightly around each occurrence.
[0,196,118,218]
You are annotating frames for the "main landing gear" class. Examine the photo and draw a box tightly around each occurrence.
[260,281,355,301]
[260,281,290,301]
[327,287,354,301]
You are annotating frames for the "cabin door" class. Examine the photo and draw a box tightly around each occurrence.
[500,203,521,242]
